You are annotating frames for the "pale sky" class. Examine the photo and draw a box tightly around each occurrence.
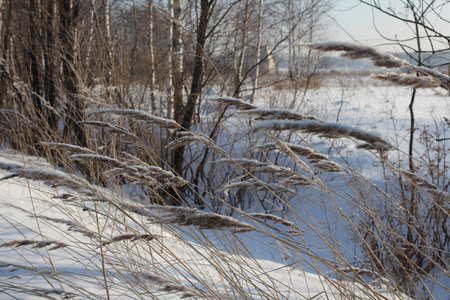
[327,0,450,53]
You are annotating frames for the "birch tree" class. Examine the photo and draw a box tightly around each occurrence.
[172,0,184,123]
[0,0,5,106]
[148,0,156,112]
[249,0,263,106]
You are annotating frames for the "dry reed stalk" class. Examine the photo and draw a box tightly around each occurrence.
[0,173,19,181]
[313,160,344,173]
[120,203,256,232]
[399,170,450,208]
[206,96,257,110]
[252,120,392,150]
[309,42,450,90]
[0,261,56,276]
[308,42,403,68]
[247,213,296,228]
[132,272,203,298]
[150,205,256,233]
[219,179,296,194]
[87,108,181,129]
[35,215,100,238]
[256,142,325,159]
[373,73,439,89]
[215,158,297,178]
[337,266,378,277]
[279,175,317,187]
[100,234,155,246]
[412,65,450,88]
[256,142,344,173]
[0,109,36,127]
[69,153,187,189]
[40,142,96,154]
[399,170,440,189]
[0,240,68,250]
[82,121,139,140]
[239,108,319,121]
[70,153,124,168]
[166,131,204,149]
[0,162,97,196]
[24,288,75,299]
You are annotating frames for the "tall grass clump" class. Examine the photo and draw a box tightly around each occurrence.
[0,42,448,299]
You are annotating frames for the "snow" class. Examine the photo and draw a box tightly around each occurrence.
[2,78,449,298]
[0,150,411,299]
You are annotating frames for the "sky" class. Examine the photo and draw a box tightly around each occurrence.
[327,0,450,54]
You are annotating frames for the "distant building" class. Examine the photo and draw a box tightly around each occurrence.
[245,45,276,76]
[214,45,276,77]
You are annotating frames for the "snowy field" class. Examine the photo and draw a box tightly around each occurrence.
[1,76,448,299]
[0,152,409,299]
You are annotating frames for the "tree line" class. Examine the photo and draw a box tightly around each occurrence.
[0,0,327,183]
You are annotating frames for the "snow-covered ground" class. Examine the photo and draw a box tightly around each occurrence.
[0,150,410,299]
[1,77,448,299]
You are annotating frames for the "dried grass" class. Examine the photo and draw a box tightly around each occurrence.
[309,42,450,90]
[206,96,258,110]
[247,213,296,228]
[252,120,393,150]
[373,73,439,89]
[309,42,403,68]
[87,108,181,129]
[148,205,256,233]
[1,42,447,299]
[239,108,319,121]
[0,240,68,251]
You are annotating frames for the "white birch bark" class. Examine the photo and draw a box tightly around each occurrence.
[250,0,263,106]
[148,0,156,112]
[234,0,250,97]
[167,0,173,118]
[172,0,183,122]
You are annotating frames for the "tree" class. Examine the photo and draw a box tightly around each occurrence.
[28,0,44,129]
[249,0,263,107]
[59,0,87,147]
[43,0,58,131]
[0,0,7,107]
[148,0,157,112]
[171,0,216,204]
[171,0,184,124]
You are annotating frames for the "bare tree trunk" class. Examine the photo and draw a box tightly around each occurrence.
[0,0,5,106]
[0,0,3,46]
[171,0,215,205]
[102,0,112,86]
[167,0,174,119]
[248,0,263,126]
[43,0,58,132]
[84,0,96,85]
[233,0,250,98]
[0,0,12,109]
[148,0,156,113]
[29,0,43,121]
[172,0,184,123]
[408,10,422,174]
[59,0,87,147]
[0,0,2,29]
[250,0,263,105]
[287,0,294,81]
